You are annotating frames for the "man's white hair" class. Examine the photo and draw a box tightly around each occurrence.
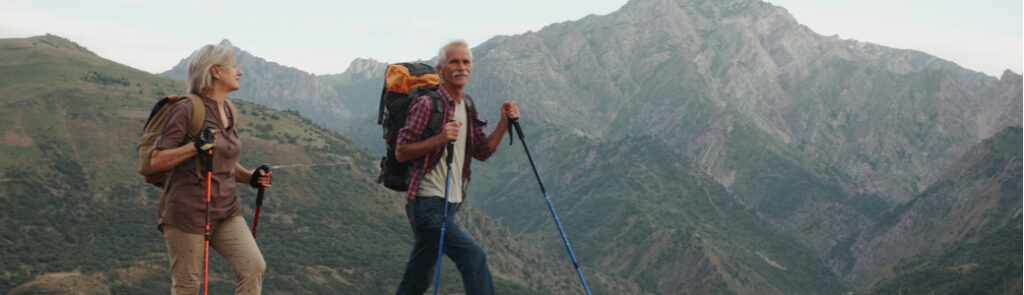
[436,39,472,68]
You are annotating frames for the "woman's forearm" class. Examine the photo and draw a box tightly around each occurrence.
[150,144,198,172]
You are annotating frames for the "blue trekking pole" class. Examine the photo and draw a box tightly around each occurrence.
[509,118,592,295]
[432,141,456,295]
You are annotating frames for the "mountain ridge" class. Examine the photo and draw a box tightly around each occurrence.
[466,0,1021,205]
[160,39,353,131]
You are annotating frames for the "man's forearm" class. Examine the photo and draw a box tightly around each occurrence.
[486,120,510,152]
[396,135,446,163]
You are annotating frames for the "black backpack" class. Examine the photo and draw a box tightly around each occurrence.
[376,62,481,191]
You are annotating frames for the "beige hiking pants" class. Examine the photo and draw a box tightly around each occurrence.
[163,216,266,295]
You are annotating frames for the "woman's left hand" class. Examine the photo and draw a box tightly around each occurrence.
[250,167,273,188]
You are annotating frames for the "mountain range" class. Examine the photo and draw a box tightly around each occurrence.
[3,0,1021,293]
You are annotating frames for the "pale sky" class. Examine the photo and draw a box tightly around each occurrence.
[1,0,1020,77]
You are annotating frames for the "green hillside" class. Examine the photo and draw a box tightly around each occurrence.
[317,68,386,157]
[864,217,1022,295]
[853,127,1023,294]
[0,35,624,294]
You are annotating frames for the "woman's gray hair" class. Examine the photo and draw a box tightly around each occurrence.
[436,39,471,68]
[187,44,236,95]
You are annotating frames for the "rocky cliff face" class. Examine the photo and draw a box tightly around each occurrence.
[344,57,387,81]
[161,40,351,128]
[468,0,1022,205]
[458,0,1022,288]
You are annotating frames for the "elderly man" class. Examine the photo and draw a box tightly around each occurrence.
[393,40,519,295]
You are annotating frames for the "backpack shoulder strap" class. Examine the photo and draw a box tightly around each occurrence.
[377,81,387,125]
[224,98,239,129]
[463,93,475,110]
[425,91,445,136]
[463,94,487,127]
[184,94,207,183]
[184,94,205,139]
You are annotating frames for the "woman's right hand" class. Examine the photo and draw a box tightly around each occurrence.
[193,127,218,152]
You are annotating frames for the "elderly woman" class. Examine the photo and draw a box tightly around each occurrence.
[150,43,273,295]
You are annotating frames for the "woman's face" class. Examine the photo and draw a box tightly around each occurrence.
[213,59,243,92]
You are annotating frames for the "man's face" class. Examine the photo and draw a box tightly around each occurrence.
[439,45,472,88]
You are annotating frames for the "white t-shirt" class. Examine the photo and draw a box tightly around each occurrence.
[417,98,467,203]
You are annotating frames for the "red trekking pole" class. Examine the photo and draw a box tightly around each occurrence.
[250,164,271,237]
[197,127,217,295]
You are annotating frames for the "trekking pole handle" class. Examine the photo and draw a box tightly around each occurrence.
[254,163,271,206]
[199,127,218,172]
[445,141,455,164]
[444,118,456,164]
[509,118,525,139]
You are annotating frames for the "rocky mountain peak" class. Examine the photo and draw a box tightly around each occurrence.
[218,39,234,48]
[1001,69,1022,83]
[617,0,790,25]
[345,58,387,80]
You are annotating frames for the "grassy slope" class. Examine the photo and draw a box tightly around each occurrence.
[857,127,1023,295]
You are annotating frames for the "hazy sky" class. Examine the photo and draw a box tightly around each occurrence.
[1,0,1020,77]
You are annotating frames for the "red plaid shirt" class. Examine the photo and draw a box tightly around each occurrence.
[397,86,494,201]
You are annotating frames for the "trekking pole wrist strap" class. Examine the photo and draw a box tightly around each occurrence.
[510,118,524,139]
[506,118,515,145]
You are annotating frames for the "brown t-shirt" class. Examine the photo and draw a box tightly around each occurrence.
[155,95,242,234]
